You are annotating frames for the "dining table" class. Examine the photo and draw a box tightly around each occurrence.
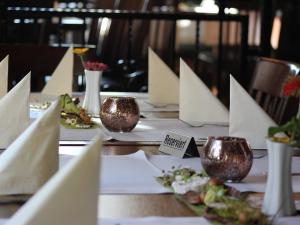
[1,91,300,225]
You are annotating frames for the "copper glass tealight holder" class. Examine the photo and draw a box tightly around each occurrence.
[100,96,140,132]
[199,136,253,182]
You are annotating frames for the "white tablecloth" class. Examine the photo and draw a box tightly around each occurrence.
[59,148,300,194]
[30,92,179,113]
[59,118,228,142]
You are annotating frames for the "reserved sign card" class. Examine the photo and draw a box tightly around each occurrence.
[159,131,199,158]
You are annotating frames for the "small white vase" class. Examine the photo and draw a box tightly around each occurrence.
[262,139,296,217]
[82,70,102,116]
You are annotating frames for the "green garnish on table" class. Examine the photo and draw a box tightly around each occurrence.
[60,118,99,129]
[156,168,269,225]
[156,167,208,189]
[59,94,99,129]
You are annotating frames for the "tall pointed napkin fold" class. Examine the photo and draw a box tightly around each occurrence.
[7,136,102,225]
[148,48,179,105]
[229,75,277,149]
[0,73,30,149]
[179,59,229,126]
[42,46,73,96]
[0,55,8,98]
[0,100,60,195]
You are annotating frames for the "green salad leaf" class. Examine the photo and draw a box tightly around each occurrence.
[59,94,80,114]
[59,94,97,129]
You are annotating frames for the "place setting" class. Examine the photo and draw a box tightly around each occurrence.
[25,47,232,145]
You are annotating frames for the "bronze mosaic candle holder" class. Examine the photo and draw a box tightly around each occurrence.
[199,136,253,182]
[100,97,140,132]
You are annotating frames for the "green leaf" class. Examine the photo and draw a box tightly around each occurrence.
[59,94,80,114]
[268,126,285,137]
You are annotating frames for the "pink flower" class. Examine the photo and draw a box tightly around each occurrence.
[84,61,108,71]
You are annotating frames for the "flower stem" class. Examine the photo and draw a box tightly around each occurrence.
[79,56,85,69]
[297,100,300,119]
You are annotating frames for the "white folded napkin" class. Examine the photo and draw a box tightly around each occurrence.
[0,100,60,195]
[148,48,179,105]
[0,55,8,98]
[179,59,229,126]
[0,73,30,149]
[7,136,102,225]
[229,75,277,149]
[42,46,73,96]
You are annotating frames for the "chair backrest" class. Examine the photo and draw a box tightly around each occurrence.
[94,0,143,64]
[95,0,169,66]
[249,57,300,124]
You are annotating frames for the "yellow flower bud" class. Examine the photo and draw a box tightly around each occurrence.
[73,48,89,55]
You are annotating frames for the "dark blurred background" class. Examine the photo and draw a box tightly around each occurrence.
[0,0,298,101]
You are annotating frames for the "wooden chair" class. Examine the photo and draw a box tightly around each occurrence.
[249,57,300,124]
[97,0,149,65]
[91,0,169,91]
